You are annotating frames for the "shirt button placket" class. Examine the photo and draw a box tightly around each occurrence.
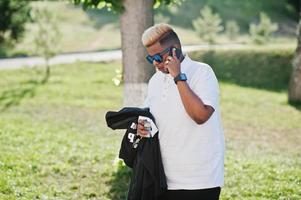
[162,74,168,101]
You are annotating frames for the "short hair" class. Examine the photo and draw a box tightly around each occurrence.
[142,23,181,48]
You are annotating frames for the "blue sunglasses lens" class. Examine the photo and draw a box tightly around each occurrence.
[153,55,163,62]
[146,54,163,64]
[146,55,153,64]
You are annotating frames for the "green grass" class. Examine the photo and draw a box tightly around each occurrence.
[0,61,300,199]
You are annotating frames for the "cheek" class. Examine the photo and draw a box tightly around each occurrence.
[156,63,164,69]
[162,54,170,61]
[153,61,163,67]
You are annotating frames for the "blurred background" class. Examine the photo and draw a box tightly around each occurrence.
[0,0,298,56]
[0,0,300,199]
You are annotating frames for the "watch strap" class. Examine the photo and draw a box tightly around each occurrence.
[174,73,187,84]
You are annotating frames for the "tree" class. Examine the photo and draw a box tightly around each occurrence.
[287,0,299,14]
[32,7,61,83]
[73,0,178,106]
[225,20,239,41]
[249,12,278,45]
[0,0,31,44]
[289,8,301,104]
[192,6,223,44]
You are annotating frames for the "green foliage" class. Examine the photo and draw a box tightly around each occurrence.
[1,1,297,58]
[153,0,184,9]
[73,0,123,12]
[32,8,61,60]
[112,68,123,86]
[287,0,299,17]
[192,6,224,44]
[72,0,182,12]
[155,13,171,24]
[156,0,297,32]
[225,20,240,41]
[0,0,31,44]
[32,7,61,81]
[190,46,294,91]
[249,12,279,44]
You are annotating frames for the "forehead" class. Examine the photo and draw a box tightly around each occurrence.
[146,42,165,56]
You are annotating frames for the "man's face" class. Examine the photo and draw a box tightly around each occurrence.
[146,42,170,74]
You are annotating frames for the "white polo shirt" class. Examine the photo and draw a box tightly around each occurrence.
[144,55,225,190]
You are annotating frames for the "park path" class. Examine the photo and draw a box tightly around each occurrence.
[0,44,244,70]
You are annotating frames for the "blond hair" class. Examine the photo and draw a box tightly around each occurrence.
[141,23,174,47]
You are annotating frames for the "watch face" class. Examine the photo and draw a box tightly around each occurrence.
[180,74,187,80]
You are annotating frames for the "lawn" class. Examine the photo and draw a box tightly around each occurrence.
[0,61,300,199]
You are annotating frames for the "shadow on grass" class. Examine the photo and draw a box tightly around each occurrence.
[288,101,301,111]
[0,74,49,112]
[105,162,131,200]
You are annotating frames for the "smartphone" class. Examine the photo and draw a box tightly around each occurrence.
[163,47,182,73]
[169,47,182,59]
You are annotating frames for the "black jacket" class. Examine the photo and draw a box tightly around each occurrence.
[105,107,167,200]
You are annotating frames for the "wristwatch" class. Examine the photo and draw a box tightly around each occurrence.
[174,73,187,84]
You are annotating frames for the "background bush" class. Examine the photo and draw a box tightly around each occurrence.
[249,12,278,44]
[190,47,294,91]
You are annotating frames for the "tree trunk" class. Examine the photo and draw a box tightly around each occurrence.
[289,9,301,103]
[120,0,155,107]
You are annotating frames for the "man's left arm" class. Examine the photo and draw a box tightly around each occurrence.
[165,48,218,125]
[176,81,214,124]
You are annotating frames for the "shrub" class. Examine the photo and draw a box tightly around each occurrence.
[32,7,61,81]
[190,46,294,91]
[249,12,278,44]
[225,20,240,41]
[192,6,223,44]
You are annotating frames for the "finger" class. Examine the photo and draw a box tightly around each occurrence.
[138,120,145,126]
[138,130,149,137]
[137,126,145,132]
[153,60,159,65]
[140,130,149,135]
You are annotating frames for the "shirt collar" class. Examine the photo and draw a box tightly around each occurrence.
[157,54,192,78]
[180,54,192,72]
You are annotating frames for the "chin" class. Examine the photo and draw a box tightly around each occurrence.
[157,68,168,74]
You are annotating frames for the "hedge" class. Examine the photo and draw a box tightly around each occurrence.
[189,46,295,91]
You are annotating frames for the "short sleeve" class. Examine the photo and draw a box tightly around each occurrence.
[190,65,219,110]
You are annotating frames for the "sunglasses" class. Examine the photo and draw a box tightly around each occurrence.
[146,47,171,64]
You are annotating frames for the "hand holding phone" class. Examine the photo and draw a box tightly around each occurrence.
[164,47,182,77]
[169,47,181,59]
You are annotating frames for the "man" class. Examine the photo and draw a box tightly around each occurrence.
[138,23,225,200]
